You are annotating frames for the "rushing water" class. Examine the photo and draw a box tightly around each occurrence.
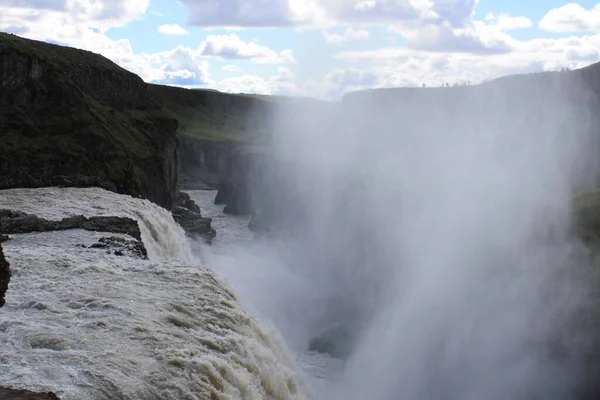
[0,187,310,400]
[188,190,344,398]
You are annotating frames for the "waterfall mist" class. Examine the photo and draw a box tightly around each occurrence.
[202,71,600,399]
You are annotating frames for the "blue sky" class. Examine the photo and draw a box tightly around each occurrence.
[2,0,600,99]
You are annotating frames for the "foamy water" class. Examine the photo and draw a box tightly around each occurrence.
[187,190,344,397]
[0,187,310,400]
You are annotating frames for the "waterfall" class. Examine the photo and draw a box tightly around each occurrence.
[0,187,310,400]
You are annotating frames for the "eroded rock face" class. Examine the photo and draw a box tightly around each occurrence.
[179,138,234,190]
[0,209,142,240]
[0,33,179,209]
[0,242,11,308]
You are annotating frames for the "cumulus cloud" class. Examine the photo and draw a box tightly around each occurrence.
[178,0,477,28]
[216,66,297,95]
[158,23,189,35]
[0,0,150,34]
[143,46,213,86]
[199,33,294,63]
[222,64,240,72]
[386,7,531,55]
[0,0,65,11]
[328,30,600,98]
[539,3,600,33]
[322,26,370,45]
[485,13,532,30]
[403,22,513,54]
[0,0,215,86]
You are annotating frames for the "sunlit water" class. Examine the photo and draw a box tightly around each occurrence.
[0,187,310,400]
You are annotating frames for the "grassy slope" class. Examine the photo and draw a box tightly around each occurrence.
[148,84,275,144]
[0,33,177,206]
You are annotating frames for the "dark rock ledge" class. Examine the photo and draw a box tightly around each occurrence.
[0,386,61,399]
[0,209,142,240]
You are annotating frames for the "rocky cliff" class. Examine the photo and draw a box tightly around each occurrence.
[0,33,179,209]
[147,84,279,190]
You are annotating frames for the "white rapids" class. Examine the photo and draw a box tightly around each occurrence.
[0,187,310,400]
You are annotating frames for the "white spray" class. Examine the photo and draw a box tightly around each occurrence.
[203,71,600,398]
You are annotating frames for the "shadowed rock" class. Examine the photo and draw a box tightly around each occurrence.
[0,387,60,399]
[175,191,201,214]
[0,209,142,240]
[172,206,216,244]
[87,236,148,259]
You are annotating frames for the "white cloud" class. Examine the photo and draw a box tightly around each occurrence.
[216,66,297,95]
[385,8,531,55]
[0,0,149,34]
[140,46,213,86]
[329,30,600,97]
[322,26,370,45]
[485,13,532,30]
[199,33,294,63]
[178,0,475,28]
[0,1,214,86]
[158,23,189,35]
[400,21,514,54]
[222,64,240,72]
[539,3,600,33]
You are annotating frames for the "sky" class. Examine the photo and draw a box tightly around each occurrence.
[1,0,600,99]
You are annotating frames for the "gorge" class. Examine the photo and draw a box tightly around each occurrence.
[3,31,600,399]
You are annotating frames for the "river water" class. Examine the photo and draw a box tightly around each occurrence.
[0,187,312,399]
[187,190,344,399]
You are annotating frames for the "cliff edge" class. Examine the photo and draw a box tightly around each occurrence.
[0,33,179,209]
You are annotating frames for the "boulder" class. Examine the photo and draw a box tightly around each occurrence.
[88,236,148,259]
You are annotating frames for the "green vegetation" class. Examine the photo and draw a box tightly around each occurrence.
[148,84,276,143]
[0,32,178,207]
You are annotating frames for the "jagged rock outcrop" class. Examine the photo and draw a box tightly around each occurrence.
[86,236,148,259]
[0,242,11,308]
[0,33,179,209]
[0,387,60,399]
[0,209,142,240]
[171,192,216,243]
[172,207,216,244]
[175,191,201,214]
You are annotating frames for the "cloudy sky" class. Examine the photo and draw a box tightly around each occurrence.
[1,0,600,99]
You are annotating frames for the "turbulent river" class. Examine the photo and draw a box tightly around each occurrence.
[0,187,315,400]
